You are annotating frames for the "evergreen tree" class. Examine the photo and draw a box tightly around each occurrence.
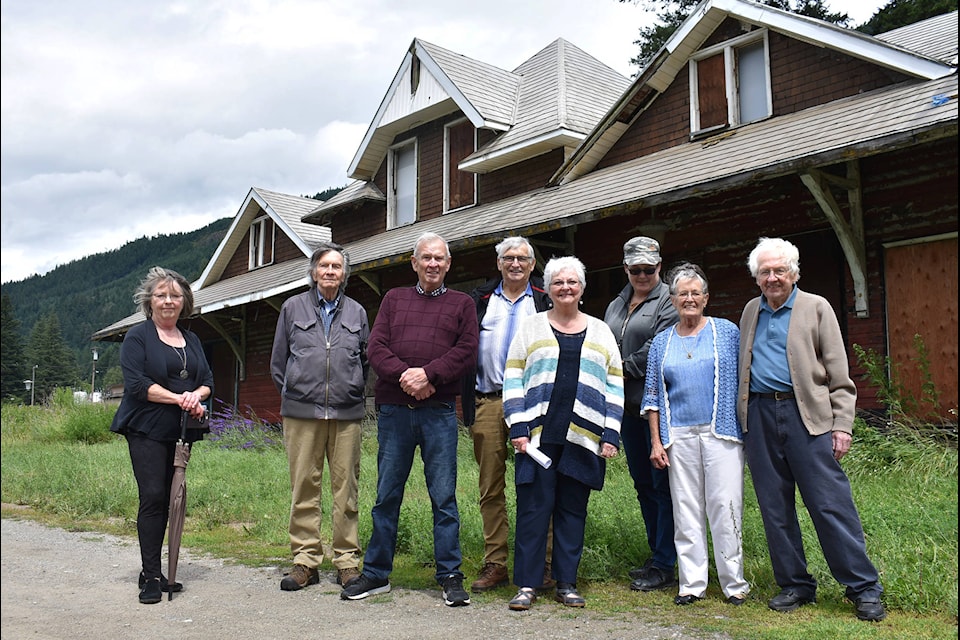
[1,294,28,402]
[858,0,957,35]
[618,0,945,72]
[27,313,80,402]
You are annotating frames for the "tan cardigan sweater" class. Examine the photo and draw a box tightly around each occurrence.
[737,288,857,435]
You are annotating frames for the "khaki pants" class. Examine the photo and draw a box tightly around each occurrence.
[283,417,361,570]
[472,396,551,567]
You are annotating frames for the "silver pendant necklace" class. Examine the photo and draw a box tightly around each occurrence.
[171,345,188,379]
[679,331,700,359]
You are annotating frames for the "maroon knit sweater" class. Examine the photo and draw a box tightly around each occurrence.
[368,286,479,405]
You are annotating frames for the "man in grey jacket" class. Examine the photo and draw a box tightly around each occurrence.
[271,242,370,592]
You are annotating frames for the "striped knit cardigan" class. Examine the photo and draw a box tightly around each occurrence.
[503,312,624,490]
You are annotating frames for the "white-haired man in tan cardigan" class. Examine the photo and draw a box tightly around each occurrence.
[737,236,885,623]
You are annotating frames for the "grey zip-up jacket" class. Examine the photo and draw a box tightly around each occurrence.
[270,289,370,421]
[603,280,678,413]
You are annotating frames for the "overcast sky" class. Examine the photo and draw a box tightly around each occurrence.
[1,0,885,284]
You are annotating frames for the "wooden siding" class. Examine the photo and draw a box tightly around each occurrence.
[478,148,565,202]
[768,31,911,115]
[235,305,284,424]
[330,200,387,245]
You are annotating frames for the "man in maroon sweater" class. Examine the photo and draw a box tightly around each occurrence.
[341,232,479,608]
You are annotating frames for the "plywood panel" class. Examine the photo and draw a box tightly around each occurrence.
[884,237,958,418]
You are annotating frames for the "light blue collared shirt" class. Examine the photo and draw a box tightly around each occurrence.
[750,285,798,393]
[317,290,340,336]
[476,281,536,394]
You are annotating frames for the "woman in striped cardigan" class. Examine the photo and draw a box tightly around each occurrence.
[503,256,624,611]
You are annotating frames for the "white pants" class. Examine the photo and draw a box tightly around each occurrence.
[667,424,749,598]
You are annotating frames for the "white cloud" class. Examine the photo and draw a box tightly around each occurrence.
[0,0,887,283]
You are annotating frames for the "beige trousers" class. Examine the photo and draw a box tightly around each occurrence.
[283,417,361,570]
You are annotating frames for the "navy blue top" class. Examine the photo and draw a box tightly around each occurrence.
[541,327,585,444]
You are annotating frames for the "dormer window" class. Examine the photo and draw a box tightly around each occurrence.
[388,138,417,229]
[249,216,275,269]
[690,30,771,137]
[444,119,477,212]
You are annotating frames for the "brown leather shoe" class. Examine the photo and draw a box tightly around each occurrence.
[337,567,360,587]
[337,567,361,587]
[470,562,509,591]
[537,562,557,593]
[280,564,319,591]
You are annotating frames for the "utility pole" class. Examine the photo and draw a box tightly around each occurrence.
[91,348,99,400]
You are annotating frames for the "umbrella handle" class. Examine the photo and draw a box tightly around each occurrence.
[179,410,189,441]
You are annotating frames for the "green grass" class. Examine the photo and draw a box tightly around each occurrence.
[1,401,957,639]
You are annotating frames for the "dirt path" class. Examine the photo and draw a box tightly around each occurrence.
[1,517,729,640]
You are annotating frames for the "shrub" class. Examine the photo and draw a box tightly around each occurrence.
[854,334,954,426]
[62,402,115,444]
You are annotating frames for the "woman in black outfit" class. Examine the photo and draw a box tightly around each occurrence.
[110,267,213,604]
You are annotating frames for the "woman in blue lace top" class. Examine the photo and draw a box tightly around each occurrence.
[642,263,749,606]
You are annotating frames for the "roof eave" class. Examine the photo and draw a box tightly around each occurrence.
[461,129,585,173]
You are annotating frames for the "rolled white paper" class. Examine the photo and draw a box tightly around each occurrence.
[525,444,552,469]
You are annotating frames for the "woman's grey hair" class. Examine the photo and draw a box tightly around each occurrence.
[308,242,351,291]
[667,262,709,295]
[543,256,586,291]
[747,237,801,279]
[413,232,450,258]
[495,236,534,259]
[134,266,195,319]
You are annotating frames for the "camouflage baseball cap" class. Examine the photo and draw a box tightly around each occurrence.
[623,236,661,265]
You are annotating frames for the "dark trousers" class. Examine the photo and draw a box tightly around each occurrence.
[744,396,882,599]
[621,412,676,570]
[513,444,590,588]
[126,434,178,580]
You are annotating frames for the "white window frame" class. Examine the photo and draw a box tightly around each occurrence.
[689,29,772,136]
[387,137,418,229]
[443,118,477,213]
[248,216,275,270]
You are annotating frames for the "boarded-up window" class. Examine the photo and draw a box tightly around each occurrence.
[884,236,958,418]
[691,31,770,134]
[697,53,727,130]
[446,120,476,211]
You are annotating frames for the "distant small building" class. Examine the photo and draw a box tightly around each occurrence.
[103,384,124,405]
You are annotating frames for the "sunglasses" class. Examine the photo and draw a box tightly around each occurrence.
[627,265,658,276]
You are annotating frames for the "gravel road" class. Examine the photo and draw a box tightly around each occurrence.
[1,516,729,640]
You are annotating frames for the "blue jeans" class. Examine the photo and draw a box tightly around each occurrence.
[361,403,464,584]
[621,412,676,570]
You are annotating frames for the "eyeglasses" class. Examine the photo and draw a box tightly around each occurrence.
[152,293,184,301]
[550,279,581,288]
[500,255,532,264]
[674,291,704,299]
[758,267,789,279]
[627,265,658,276]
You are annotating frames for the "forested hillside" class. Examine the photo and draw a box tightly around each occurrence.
[1,217,231,398]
